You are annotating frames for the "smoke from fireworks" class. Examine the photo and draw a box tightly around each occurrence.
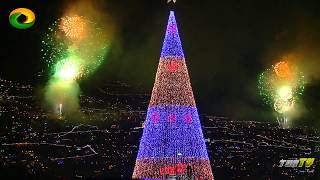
[44,78,80,117]
[42,1,114,117]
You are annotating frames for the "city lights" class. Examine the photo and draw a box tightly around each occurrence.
[2,1,320,179]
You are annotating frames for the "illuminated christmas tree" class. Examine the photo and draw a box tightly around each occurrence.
[132,11,214,179]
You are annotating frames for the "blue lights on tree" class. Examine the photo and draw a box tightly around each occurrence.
[133,11,214,179]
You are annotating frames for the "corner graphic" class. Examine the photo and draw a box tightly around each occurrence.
[9,8,35,29]
[279,158,315,168]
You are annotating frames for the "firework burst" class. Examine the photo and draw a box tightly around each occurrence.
[41,15,109,80]
[60,15,87,41]
[258,61,305,114]
[53,57,82,81]
[274,61,292,79]
[42,14,111,117]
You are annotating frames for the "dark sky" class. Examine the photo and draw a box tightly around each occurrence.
[1,0,320,125]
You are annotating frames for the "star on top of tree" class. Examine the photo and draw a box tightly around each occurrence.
[167,0,177,3]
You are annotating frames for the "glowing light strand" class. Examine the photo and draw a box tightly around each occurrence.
[133,11,213,179]
[160,12,184,59]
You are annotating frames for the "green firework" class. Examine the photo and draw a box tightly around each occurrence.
[41,17,110,80]
[258,66,306,113]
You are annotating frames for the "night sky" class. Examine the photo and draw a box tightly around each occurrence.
[1,0,320,126]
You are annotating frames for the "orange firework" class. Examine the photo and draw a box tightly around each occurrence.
[274,61,291,79]
[60,16,87,40]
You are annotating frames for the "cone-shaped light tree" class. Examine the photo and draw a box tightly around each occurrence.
[132,11,214,179]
